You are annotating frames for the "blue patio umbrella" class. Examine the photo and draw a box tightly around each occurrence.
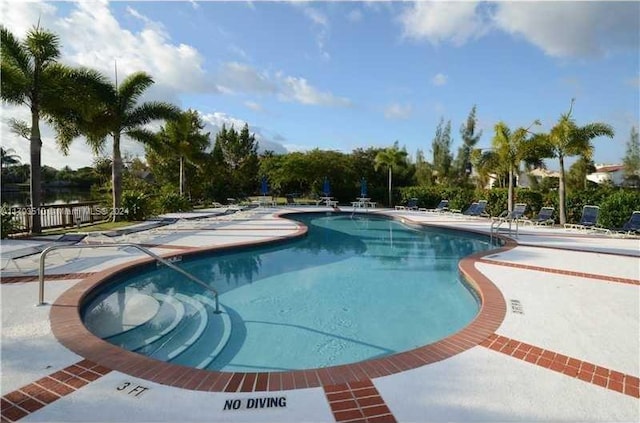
[322,177,331,196]
[260,176,268,196]
[360,177,367,198]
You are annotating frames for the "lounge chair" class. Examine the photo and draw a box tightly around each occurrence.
[492,203,527,223]
[450,200,489,218]
[468,200,489,217]
[564,205,600,231]
[523,207,555,226]
[612,211,640,236]
[0,234,87,272]
[420,199,449,213]
[395,198,418,211]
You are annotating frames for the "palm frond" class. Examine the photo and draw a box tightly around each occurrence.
[124,102,180,129]
[24,26,61,66]
[1,26,32,76]
[1,62,30,104]
[7,118,30,140]
[118,72,154,111]
[126,128,161,148]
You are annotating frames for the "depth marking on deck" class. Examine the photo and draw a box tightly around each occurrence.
[1,359,111,422]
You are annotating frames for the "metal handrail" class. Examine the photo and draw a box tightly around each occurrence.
[38,243,220,313]
[490,213,520,242]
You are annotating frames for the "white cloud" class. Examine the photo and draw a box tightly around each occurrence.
[200,112,287,154]
[293,3,331,60]
[384,103,412,120]
[399,1,488,46]
[431,73,448,86]
[217,62,276,94]
[279,76,351,107]
[493,2,640,58]
[244,101,264,112]
[398,1,639,59]
[347,9,363,23]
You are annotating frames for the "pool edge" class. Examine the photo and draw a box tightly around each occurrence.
[50,211,512,392]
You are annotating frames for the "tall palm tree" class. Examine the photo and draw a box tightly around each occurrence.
[136,109,209,197]
[1,25,101,233]
[68,71,179,221]
[535,100,614,224]
[488,121,541,211]
[374,142,407,207]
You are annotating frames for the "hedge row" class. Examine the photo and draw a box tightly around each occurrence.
[397,186,640,228]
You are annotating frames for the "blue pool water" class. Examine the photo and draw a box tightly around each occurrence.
[82,214,492,372]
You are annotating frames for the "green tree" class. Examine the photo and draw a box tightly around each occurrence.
[566,156,596,191]
[454,105,482,184]
[414,149,434,186]
[536,99,614,224]
[216,123,259,197]
[432,118,453,185]
[622,126,640,187]
[374,141,408,206]
[1,147,21,175]
[141,109,209,197]
[1,25,104,232]
[66,71,179,221]
[479,121,541,211]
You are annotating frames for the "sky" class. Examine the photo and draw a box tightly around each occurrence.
[1,0,639,171]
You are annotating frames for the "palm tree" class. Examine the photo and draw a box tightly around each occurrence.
[1,147,21,170]
[69,71,179,221]
[487,121,541,211]
[535,99,614,224]
[136,109,209,197]
[1,25,102,233]
[374,142,407,207]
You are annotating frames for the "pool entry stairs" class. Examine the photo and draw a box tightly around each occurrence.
[88,288,232,369]
[39,243,232,370]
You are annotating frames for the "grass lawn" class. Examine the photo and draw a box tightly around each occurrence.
[41,220,142,236]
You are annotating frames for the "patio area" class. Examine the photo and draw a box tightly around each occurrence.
[1,207,638,422]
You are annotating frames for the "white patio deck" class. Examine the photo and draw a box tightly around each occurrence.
[1,207,638,422]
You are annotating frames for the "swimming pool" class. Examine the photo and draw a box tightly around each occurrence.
[82,213,492,372]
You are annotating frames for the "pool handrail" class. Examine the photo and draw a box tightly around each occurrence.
[38,243,220,313]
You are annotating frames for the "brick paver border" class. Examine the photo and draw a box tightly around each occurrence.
[481,334,640,398]
[48,212,509,392]
[323,379,397,423]
[1,359,111,422]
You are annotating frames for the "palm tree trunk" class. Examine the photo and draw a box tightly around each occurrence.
[30,107,42,234]
[179,156,184,196]
[558,155,566,225]
[388,167,392,207]
[508,166,514,212]
[112,132,123,222]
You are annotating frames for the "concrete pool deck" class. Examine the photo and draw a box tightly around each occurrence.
[1,207,638,422]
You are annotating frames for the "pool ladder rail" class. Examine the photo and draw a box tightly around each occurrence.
[37,243,220,314]
[490,211,520,243]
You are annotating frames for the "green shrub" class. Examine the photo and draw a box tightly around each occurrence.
[565,188,612,224]
[483,189,507,217]
[515,190,544,217]
[122,191,153,221]
[598,190,640,228]
[155,192,192,213]
[0,204,20,238]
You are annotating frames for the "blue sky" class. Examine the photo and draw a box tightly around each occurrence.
[1,1,639,170]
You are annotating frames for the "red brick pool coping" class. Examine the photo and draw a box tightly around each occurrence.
[49,212,511,392]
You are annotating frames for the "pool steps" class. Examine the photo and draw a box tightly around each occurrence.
[100,290,232,369]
